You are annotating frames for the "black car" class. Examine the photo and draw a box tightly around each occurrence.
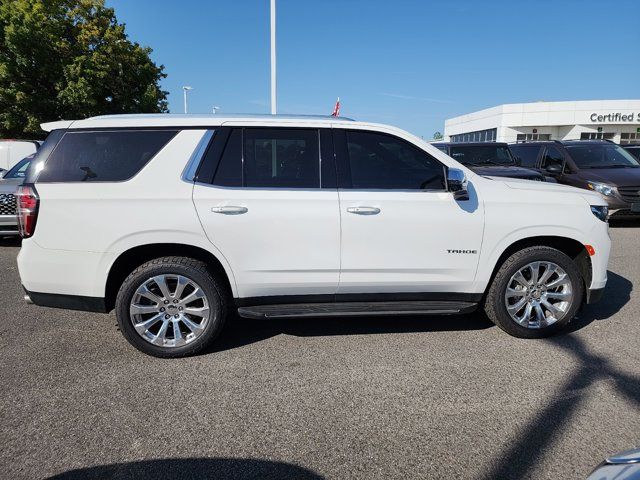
[510,139,640,215]
[433,142,545,181]
[622,143,640,161]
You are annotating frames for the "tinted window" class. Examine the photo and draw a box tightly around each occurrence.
[449,145,514,166]
[345,131,445,190]
[4,155,33,179]
[244,128,319,188]
[566,144,640,169]
[212,129,242,187]
[541,147,565,171]
[510,145,542,168]
[38,130,177,182]
[624,146,640,160]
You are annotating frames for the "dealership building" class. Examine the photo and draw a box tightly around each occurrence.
[443,99,640,144]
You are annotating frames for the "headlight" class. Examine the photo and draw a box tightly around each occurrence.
[587,181,617,197]
[590,205,609,222]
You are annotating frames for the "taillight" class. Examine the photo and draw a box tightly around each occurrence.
[17,185,39,238]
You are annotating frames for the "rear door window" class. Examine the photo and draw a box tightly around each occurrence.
[212,128,322,189]
[37,130,178,182]
[244,128,320,188]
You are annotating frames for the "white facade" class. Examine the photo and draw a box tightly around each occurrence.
[444,100,640,144]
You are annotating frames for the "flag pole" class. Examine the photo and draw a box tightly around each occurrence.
[270,0,277,114]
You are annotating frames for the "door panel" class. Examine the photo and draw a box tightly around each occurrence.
[193,127,340,299]
[338,190,484,293]
[193,186,340,298]
[334,128,484,294]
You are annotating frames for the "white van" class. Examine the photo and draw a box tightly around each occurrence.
[0,140,40,171]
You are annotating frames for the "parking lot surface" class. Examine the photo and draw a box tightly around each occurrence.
[1,223,639,480]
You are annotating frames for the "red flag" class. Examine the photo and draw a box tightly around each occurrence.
[331,97,340,117]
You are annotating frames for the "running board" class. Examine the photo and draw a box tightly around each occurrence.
[237,301,477,320]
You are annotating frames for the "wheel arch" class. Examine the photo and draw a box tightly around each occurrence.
[484,235,592,301]
[104,243,237,312]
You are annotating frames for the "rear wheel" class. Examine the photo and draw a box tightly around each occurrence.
[484,246,584,338]
[115,256,227,357]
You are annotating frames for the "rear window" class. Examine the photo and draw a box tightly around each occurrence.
[37,130,178,182]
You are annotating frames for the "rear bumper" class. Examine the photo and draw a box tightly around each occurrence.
[0,214,18,235]
[24,288,108,313]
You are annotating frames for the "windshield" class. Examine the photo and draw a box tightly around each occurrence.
[566,144,640,169]
[449,145,515,166]
[2,155,33,179]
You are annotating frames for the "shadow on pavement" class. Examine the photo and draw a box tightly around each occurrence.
[209,311,494,354]
[479,333,640,479]
[567,270,633,333]
[46,457,324,480]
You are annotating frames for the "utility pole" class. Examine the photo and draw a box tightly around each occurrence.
[270,0,277,114]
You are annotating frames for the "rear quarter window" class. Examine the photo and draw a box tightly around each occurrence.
[37,130,178,182]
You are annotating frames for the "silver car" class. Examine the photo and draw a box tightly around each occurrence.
[0,155,33,237]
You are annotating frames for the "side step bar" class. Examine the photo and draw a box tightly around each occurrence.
[237,301,477,320]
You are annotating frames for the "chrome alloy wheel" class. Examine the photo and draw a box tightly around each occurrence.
[504,261,574,329]
[130,275,211,347]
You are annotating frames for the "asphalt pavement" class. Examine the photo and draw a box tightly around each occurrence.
[1,222,638,480]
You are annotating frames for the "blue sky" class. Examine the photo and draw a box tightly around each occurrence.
[106,0,640,139]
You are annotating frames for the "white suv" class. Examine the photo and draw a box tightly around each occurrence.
[17,114,610,357]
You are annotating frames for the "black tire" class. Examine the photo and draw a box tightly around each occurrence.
[483,246,584,339]
[115,256,227,358]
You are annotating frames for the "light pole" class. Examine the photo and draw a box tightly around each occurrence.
[182,86,193,114]
[270,0,276,114]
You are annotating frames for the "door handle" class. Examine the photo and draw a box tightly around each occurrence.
[211,206,248,215]
[347,206,380,215]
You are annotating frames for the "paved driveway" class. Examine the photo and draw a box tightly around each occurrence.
[1,223,638,479]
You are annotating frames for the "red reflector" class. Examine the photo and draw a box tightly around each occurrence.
[16,185,39,238]
[585,244,596,256]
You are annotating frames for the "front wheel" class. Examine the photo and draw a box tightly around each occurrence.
[115,256,227,358]
[484,246,584,338]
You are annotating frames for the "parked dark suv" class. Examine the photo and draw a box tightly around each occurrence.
[510,140,640,215]
[433,142,545,181]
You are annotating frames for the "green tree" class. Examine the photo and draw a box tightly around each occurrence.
[432,131,443,140]
[0,0,168,138]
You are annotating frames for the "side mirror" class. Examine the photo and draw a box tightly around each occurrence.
[448,168,469,201]
[514,156,522,166]
[545,163,563,174]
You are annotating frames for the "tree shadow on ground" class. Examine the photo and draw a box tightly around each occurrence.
[46,457,324,480]
[479,270,637,480]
